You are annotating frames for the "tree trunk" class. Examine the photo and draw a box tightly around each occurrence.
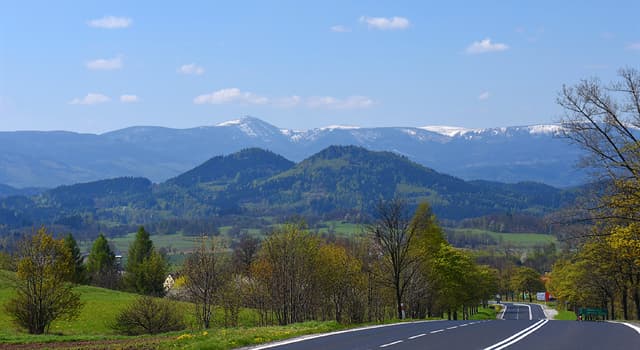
[623,289,629,320]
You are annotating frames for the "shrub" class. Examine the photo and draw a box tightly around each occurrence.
[111,296,186,335]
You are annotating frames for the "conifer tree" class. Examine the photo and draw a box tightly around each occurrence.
[63,234,86,284]
[125,226,167,296]
[86,233,119,288]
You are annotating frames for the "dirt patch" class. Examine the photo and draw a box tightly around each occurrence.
[0,336,171,350]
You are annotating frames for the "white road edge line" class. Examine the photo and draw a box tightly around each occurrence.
[608,321,640,335]
[430,329,444,334]
[482,319,547,350]
[247,320,436,350]
[380,340,403,348]
[513,303,533,320]
[408,333,426,339]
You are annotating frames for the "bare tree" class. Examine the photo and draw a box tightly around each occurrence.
[182,235,225,329]
[558,67,640,221]
[111,296,185,335]
[367,199,418,319]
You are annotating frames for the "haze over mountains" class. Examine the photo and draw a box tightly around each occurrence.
[0,116,585,189]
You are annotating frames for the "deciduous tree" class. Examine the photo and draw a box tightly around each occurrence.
[5,227,83,334]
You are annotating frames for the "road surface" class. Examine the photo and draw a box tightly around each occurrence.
[247,303,640,350]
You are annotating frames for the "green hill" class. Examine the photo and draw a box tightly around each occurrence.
[0,146,577,236]
[0,270,137,341]
[167,148,294,188]
[242,146,575,219]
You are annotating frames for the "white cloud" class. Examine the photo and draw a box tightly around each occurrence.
[359,16,410,30]
[275,95,302,108]
[627,42,640,51]
[120,94,139,103]
[178,63,205,75]
[86,55,123,70]
[194,88,269,105]
[193,89,374,109]
[478,91,490,101]
[466,38,509,54]
[87,16,132,29]
[307,95,374,109]
[69,93,110,105]
[330,25,351,33]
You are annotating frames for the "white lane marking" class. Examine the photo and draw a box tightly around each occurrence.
[608,321,640,335]
[248,320,436,350]
[430,329,444,334]
[460,323,469,327]
[513,303,533,320]
[447,326,458,329]
[408,333,426,339]
[483,319,549,350]
[380,340,403,348]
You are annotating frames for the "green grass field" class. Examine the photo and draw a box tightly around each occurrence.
[449,228,557,248]
[0,270,352,348]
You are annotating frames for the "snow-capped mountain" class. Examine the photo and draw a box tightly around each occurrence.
[0,116,585,188]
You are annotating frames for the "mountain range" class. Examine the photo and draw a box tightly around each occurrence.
[0,146,577,237]
[0,117,585,189]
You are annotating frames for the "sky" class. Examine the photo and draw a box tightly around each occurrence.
[0,0,639,134]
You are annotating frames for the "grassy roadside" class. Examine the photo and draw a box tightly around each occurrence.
[470,306,499,320]
[554,310,577,320]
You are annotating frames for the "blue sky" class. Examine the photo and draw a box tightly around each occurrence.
[1,0,638,133]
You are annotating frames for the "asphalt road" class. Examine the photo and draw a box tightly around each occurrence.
[248,303,640,350]
[500,302,547,320]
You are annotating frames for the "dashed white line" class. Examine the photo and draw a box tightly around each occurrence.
[447,326,458,329]
[408,333,426,339]
[460,323,469,327]
[430,329,445,334]
[380,340,404,348]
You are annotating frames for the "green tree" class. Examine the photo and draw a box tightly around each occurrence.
[125,226,167,296]
[86,233,119,289]
[257,223,321,325]
[317,243,364,323]
[63,233,86,284]
[5,227,83,334]
[510,266,544,302]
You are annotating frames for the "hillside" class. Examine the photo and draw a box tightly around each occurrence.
[0,117,585,188]
[0,146,577,236]
[246,146,575,219]
[167,148,294,187]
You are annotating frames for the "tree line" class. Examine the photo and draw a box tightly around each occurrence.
[3,200,508,334]
[548,67,640,320]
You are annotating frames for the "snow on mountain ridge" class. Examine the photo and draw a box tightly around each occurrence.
[216,119,242,127]
[319,125,361,131]
[420,124,563,137]
[419,126,481,137]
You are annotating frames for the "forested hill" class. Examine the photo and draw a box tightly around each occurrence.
[167,148,294,187]
[0,146,578,236]
[243,146,576,219]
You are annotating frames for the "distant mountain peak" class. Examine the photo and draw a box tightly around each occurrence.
[215,116,280,138]
[419,125,481,137]
[319,124,361,131]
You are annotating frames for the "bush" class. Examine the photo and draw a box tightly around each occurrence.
[111,296,186,335]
